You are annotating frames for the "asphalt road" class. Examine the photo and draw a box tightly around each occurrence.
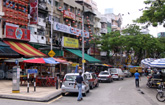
[0,76,164,105]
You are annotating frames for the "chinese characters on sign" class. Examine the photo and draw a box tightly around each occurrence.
[5,25,30,41]
[30,0,38,24]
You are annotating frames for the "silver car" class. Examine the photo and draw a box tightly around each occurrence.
[110,68,125,80]
[123,70,132,77]
[61,73,90,96]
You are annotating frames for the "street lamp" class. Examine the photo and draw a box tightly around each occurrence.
[50,0,53,51]
[75,0,85,73]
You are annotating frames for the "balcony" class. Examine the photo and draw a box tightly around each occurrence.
[100,28,107,34]
[30,34,46,44]
[94,22,101,29]
[111,25,118,29]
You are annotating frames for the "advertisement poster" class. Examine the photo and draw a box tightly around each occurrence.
[62,36,79,48]
[5,25,30,41]
[30,0,38,24]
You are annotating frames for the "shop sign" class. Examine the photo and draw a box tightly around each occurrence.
[63,10,75,20]
[30,0,38,24]
[72,63,79,67]
[62,36,79,48]
[5,25,30,41]
[54,22,89,38]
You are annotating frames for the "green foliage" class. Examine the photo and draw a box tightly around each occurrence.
[135,0,165,27]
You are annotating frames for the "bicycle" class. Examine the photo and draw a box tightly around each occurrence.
[156,81,165,102]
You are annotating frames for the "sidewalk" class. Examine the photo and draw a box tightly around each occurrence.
[0,80,62,102]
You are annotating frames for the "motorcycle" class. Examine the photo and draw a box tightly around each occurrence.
[146,74,162,88]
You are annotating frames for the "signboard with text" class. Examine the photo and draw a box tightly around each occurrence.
[54,22,89,38]
[30,0,38,24]
[62,36,79,48]
[5,25,30,41]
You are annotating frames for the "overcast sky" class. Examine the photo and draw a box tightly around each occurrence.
[93,0,164,37]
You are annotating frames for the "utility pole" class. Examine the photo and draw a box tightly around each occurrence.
[82,2,85,73]
[50,0,53,51]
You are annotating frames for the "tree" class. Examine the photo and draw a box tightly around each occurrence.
[135,0,165,27]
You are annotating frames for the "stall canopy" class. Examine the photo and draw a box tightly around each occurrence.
[23,57,60,64]
[149,58,165,68]
[0,41,20,57]
[4,41,47,57]
[65,49,101,63]
[53,58,68,63]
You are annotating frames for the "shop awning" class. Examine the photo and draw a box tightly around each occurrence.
[65,49,101,63]
[0,41,20,57]
[4,41,47,57]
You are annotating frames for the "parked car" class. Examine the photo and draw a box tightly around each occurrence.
[85,72,99,89]
[61,73,90,96]
[123,70,132,77]
[5,70,13,79]
[110,68,125,80]
[98,71,113,83]
[0,70,5,79]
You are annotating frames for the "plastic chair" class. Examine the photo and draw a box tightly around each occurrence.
[36,77,42,86]
[45,76,51,86]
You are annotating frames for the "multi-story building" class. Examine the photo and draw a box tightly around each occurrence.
[100,15,107,34]
[157,32,165,38]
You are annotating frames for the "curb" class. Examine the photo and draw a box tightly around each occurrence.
[0,90,62,102]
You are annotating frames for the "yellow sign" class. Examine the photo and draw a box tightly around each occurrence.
[48,50,55,57]
[72,63,79,67]
[82,60,86,63]
[63,37,79,48]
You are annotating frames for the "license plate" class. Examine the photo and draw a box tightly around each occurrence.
[69,83,74,85]
[101,79,106,80]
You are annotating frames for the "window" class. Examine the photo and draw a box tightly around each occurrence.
[54,17,60,22]
[100,71,109,75]
[65,75,77,81]
[64,3,68,10]
[111,68,117,73]
[70,6,74,13]
[28,27,35,34]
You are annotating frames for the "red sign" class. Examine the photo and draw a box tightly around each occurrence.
[30,0,38,24]
[63,10,75,20]
[5,25,30,41]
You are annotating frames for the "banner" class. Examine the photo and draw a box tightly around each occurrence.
[89,47,100,55]
[63,10,75,20]
[5,25,30,41]
[30,0,38,24]
[54,22,89,38]
[62,36,79,48]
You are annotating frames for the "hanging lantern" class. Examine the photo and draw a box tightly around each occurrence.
[72,21,75,23]
[88,26,90,28]
[84,41,86,43]
[87,20,89,22]
[90,32,92,34]
[74,25,77,27]
[10,9,13,12]
[66,19,68,22]
[74,32,76,34]
[86,16,88,19]
[79,34,81,36]
[68,24,70,26]
[14,5,17,9]
[6,20,9,22]
[88,23,90,25]
[84,30,86,32]
[22,7,24,10]
[80,21,82,23]
[59,6,62,9]
[92,38,94,40]
[68,8,70,11]
[76,35,79,37]
[77,30,79,32]
[90,35,93,37]
[79,39,82,41]
[85,34,87,36]
[89,40,91,42]
[89,29,91,31]
[5,9,9,11]
[87,37,89,39]
[10,4,13,7]
[6,2,9,5]
[71,28,74,30]
[61,10,63,13]
[63,15,66,17]
[26,9,28,12]
[79,18,81,20]
[78,13,80,15]
[19,6,21,9]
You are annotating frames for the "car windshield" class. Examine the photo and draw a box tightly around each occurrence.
[111,68,117,73]
[86,74,91,79]
[124,70,128,73]
[100,72,109,75]
[65,75,77,81]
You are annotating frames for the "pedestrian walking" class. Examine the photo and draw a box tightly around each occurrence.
[74,71,87,101]
[134,70,141,87]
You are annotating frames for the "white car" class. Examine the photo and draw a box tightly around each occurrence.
[61,73,90,96]
[110,68,125,80]
[98,71,113,83]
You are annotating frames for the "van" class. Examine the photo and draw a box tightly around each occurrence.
[110,68,125,80]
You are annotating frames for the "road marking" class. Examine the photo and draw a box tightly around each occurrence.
[119,87,122,91]
[46,95,63,104]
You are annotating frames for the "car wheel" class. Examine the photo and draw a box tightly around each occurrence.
[111,79,114,82]
[96,82,99,87]
[62,93,65,96]
[82,92,86,96]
